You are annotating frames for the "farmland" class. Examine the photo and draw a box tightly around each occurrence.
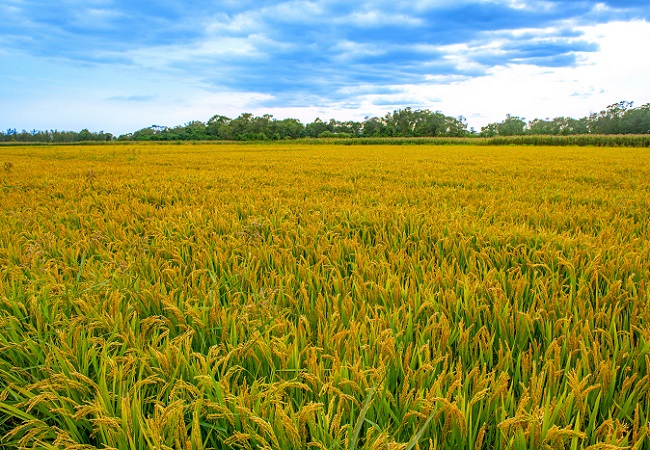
[1,142,650,449]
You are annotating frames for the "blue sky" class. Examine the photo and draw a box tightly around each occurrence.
[1,0,649,134]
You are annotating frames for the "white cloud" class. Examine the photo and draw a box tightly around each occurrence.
[330,40,384,62]
[2,0,649,135]
[577,20,650,98]
[204,13,259,34]
[344,10,422,27]
[409,20,650,129]
[2,79,276,135]
[292,19,650,130]
[263,1,324,22]
[104,34,275,71]
[69,7,124,29]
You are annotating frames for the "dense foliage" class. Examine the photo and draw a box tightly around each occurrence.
[1,143,649,449]
[2,101,649,143]
[480,101,650,137]
[0,128,114,143]
[118,108,468,141]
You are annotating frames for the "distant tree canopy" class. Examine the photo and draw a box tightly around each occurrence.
[0,128,113,143]
[480,101,650,137]
[2,101,649,143]
[116,108,469,142]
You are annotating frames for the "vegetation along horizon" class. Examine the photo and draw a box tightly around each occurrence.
[1,142,649,449]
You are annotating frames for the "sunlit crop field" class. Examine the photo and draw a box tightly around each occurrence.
[1,142,650,449]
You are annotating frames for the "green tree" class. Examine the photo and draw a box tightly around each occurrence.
[78,129,93,141]
[499,114,526,136]
[361,117,386,137]
[480,122,498,137]
[206,115,231,139]
[589,101,634,134]
[621,103,650,134]
[273,118,305,139]
[305,118,329,137]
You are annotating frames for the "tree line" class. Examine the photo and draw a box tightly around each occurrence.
[2,101,649,143]
[118,108,468,141]
[480,101,650,137]
[0,128,114,143]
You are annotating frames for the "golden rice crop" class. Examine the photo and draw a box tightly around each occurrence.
[1,142,649,449]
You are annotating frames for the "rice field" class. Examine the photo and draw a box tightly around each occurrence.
[1,142,649,449]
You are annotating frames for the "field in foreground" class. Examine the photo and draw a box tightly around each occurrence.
[1,143,649,449]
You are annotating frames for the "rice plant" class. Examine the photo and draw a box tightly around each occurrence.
[1,142,649,449]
